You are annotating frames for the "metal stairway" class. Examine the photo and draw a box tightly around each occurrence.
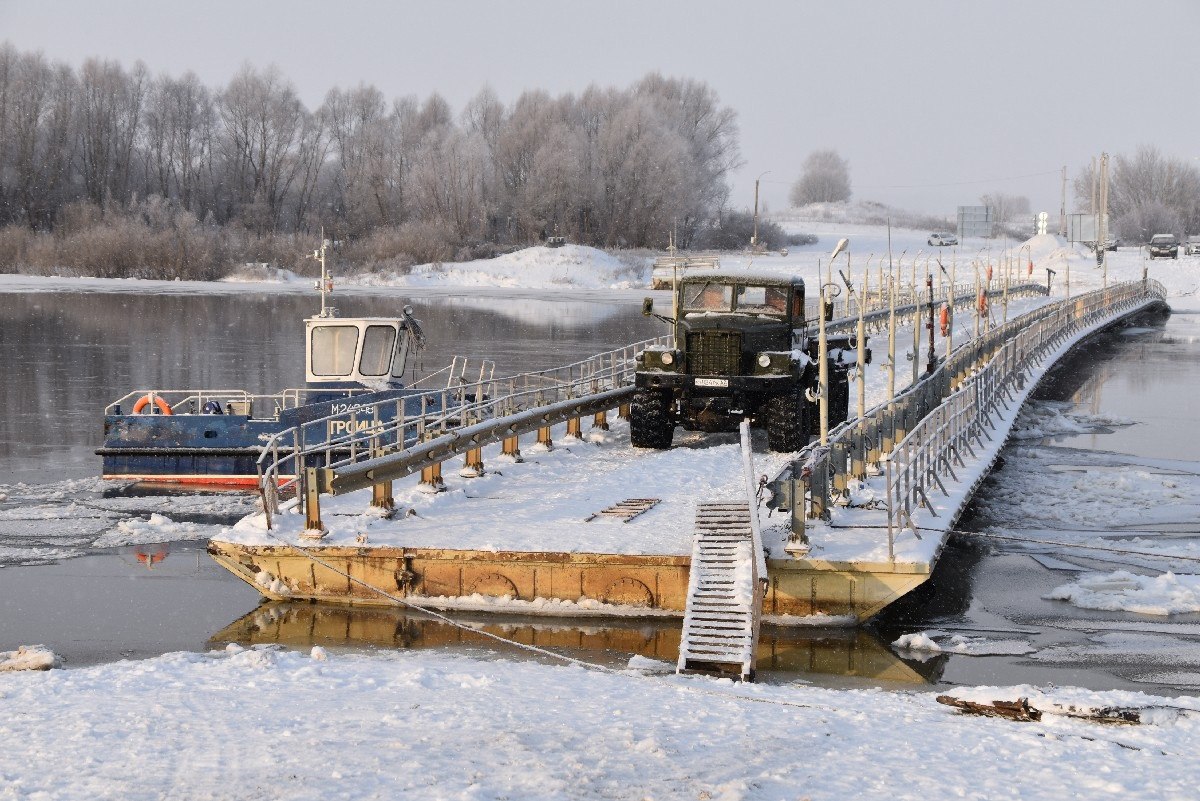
[676,501,765,681]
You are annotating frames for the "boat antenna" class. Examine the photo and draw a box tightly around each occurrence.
[309,229,336,318]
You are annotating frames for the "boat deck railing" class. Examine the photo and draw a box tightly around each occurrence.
[102,387,384,417]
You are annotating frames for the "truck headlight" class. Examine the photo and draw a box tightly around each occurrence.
[757,353,772,368]
[661,351,674,366]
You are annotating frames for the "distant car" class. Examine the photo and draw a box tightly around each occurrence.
[928,232,958,246]
[1187,235,1200,256]
[1148,234,1179,259]
[1105,236,1120,252]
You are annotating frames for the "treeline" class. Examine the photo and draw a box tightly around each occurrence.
[1075,146,1200,242]
[0,42,741,278]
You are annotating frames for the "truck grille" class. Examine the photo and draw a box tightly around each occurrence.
[687,331,742,375]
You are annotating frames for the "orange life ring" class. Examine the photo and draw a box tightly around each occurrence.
[977,291,988,315]
[939,304,951,337]
[132,394,173,415]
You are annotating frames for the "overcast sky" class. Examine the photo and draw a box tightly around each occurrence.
[3,0,1196,218]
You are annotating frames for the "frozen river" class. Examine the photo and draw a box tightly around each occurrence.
[2,281,1199,694]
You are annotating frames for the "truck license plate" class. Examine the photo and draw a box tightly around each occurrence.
[694,377,729,388]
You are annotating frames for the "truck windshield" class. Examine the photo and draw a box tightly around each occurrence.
[736,285,788,314]
[682,282,733,311]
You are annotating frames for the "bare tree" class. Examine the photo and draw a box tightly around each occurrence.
[979,192,1031,225]
[789,149,851,206]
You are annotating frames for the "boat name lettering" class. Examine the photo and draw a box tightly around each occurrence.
[330,402,372,416]
[328,419,381,435]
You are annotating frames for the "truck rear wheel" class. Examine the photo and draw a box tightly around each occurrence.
[630,390,674,449]
[765,393,807,452]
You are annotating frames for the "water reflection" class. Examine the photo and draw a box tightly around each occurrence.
[211,602,942,686]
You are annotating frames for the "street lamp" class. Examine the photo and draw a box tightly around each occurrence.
[752,170,771,249]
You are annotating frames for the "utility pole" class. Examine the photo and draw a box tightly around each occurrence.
[1059,166,1068,237]
[1099,152,1110,287]
[752,170,770,249]
[911,256,921,386]
[1090,156,1098,215]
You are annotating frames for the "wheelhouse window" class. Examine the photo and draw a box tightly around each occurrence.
[683,282,733,312]
[311,325,360,377]
[359,325,397,376]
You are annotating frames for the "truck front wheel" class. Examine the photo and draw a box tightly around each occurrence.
[765,393,808,452]
[630,390,674,449]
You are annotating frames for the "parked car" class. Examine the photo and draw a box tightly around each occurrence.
[1148,234,1180,259]
[928,232,958,246]
[1186,235,1200,256]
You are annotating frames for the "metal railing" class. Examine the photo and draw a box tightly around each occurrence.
[257,336,670,519]
[779,278,1167,558]
[818,280,1047,336]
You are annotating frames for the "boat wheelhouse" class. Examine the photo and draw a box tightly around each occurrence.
[98,243,429,488]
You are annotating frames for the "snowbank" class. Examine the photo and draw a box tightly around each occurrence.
[1,647,1198,799]
[349,244,647,290]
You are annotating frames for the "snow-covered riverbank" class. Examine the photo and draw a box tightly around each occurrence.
[3,644,1199,800]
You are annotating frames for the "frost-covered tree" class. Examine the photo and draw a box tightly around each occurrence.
[1074,146,1200,242]
[789,149,851,206]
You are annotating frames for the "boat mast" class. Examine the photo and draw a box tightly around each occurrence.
[310,231,336,318]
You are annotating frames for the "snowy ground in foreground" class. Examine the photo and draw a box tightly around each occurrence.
[2,645,1199,801]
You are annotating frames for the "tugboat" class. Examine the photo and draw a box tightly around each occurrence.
[98,240,430,489]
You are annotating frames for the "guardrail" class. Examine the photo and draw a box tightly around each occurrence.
[258,336,671,528]
[774,278,1168,558]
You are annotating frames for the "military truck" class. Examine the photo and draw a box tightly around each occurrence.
[633,273,864,452]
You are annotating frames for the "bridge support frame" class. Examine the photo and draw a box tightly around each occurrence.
[303,466,326,535]
[502,435,522,462]
[592,410,610,431]
[460,447,484,478]
[419,461,446,493]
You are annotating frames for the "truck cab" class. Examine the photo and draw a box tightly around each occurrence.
[634,274,860,452]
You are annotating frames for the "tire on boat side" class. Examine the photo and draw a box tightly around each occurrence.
[764,392,807,452]
[629,389,674,449]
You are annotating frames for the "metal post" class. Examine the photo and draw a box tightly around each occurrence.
[925,269,936,375]
[566,417,582,440]
[460,447,484,478]
[887,274,896,402]
[818,284,829,444]
[856,288,866,420]
[618,403,631,420]
[419,461,445,492]
[502,434,522,462]
[537,425,553,450]
[303,466,325,534]
[371,478,395,514]
[592,410,609,431]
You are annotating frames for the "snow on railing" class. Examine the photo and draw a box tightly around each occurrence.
[782,278,1167,557]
